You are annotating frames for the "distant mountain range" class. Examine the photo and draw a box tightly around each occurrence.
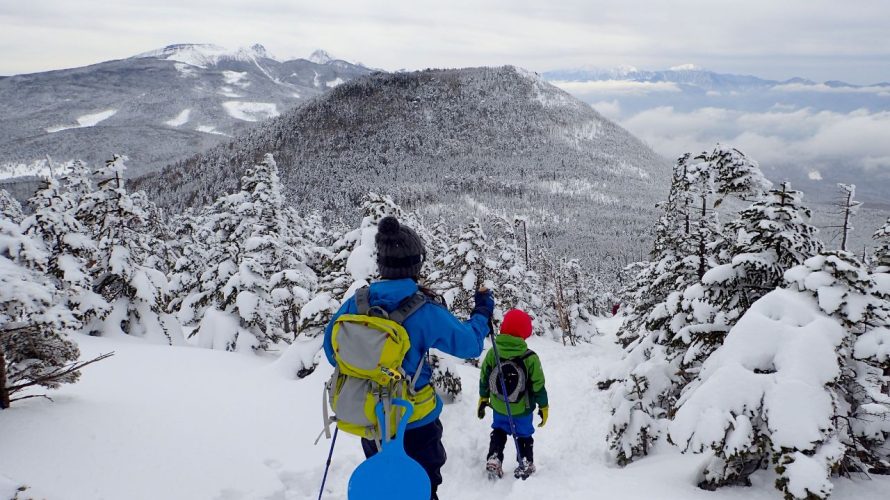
[541,65,890,254]
[0,43,371,183]
[133,66,670,269]
[542,65,890,115]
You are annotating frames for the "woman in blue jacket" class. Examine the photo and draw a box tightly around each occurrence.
[324,216,494,500]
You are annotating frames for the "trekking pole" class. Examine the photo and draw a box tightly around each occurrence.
[487,317,523,465]
[317,427,339,500]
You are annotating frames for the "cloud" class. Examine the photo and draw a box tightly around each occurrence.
[590,100,621,119]
[2,0,888,82]
[550,80,681,96]
[772,82,890,95]
[618,106,890,174]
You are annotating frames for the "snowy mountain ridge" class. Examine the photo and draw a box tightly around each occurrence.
[0,43,372,187]
[134,65,670,271]
[133,43,279,68]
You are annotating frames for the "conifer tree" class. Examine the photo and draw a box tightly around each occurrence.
[672,182,823,371]
[189,154,298,351]
[22,176,108,331]
[439,218,491,316]
[0,217,109,409]
[0,189,23,223]
[77,155,180,344]
[488,214,531,316]
[606,145,772,466]
[298,193,402,338]
[873,217,890,272]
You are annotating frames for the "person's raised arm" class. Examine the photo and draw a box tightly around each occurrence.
[424,290,495,359]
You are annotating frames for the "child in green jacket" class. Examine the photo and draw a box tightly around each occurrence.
[477,309,548,479]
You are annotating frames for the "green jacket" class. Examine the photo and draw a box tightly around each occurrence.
[479,335,548,417]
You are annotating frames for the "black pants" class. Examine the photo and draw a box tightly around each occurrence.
[362,419,446,498]
[487,428,534,463]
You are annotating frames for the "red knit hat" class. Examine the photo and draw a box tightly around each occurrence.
[500,309,533,339]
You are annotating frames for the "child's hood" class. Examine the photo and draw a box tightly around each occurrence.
[494,334,529,358]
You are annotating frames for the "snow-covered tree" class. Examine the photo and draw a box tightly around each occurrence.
[488,214,533,316]
[606,145,772,466]
[298,192,403,340]
[63,160,94,205]
[873,217,890,272]
[670,252,890,498]
[0,217,109,409]
[437,219,491,316]
[187,154,299,351]
[22,176,108,331]
[77,155,180,344]
[671,182,823,372]
[270,207,318,338]
[0,189,23,223]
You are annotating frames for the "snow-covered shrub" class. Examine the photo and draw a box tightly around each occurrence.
[670,251,890,498]
[0,217,79,408]
[670,288,846,497]
[428,350,462,402]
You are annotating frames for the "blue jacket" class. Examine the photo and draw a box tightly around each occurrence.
[324,278,489,429]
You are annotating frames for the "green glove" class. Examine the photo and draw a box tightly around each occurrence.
[477,398,489,419]
[537,406,549,427]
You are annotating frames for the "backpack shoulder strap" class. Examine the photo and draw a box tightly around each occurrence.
[388,292,427,324]
[354,286,371,315]
[519,350,536,362]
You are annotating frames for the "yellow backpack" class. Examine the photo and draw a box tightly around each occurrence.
[322,287,435,445]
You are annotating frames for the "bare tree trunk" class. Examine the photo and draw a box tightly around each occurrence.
[0,346,10,410]
[698,195,708,279]
[841,188,853,252]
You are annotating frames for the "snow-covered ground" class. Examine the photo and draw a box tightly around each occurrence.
[46,109,117,133]
[222,101,280,122]
[1,317,888,499]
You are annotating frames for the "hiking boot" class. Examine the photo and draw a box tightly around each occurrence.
[486,455,504,480]
[514,459,536,480]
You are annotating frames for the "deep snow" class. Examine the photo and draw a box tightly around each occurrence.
[1,317,888,500]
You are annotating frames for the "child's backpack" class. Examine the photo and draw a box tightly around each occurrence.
[489,351,536,407]
[322,287,427,445]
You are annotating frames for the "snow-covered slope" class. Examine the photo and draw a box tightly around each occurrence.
[2,319,886,499]
[0,44,372,181]
[135,66,669,270]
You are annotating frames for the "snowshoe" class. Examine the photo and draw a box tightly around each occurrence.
[513,459,536,480]
[486,456,504,480]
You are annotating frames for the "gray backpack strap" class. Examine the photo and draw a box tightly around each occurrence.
[388,292,427,324]
[354,286,371,315]
[408,355,426,395]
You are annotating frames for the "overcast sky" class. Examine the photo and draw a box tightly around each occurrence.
[2,0,889,83]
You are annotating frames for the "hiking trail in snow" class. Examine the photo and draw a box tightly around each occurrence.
[1,317,887,499]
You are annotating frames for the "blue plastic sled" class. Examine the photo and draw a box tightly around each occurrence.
[348,399,431,500]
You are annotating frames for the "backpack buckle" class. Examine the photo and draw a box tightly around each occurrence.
[368,306,390,319]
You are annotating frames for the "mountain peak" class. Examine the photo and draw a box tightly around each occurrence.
[134,43,276,68]
[308,49,334,64]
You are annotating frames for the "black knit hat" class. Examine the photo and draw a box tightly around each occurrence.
[375,216,426,279]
